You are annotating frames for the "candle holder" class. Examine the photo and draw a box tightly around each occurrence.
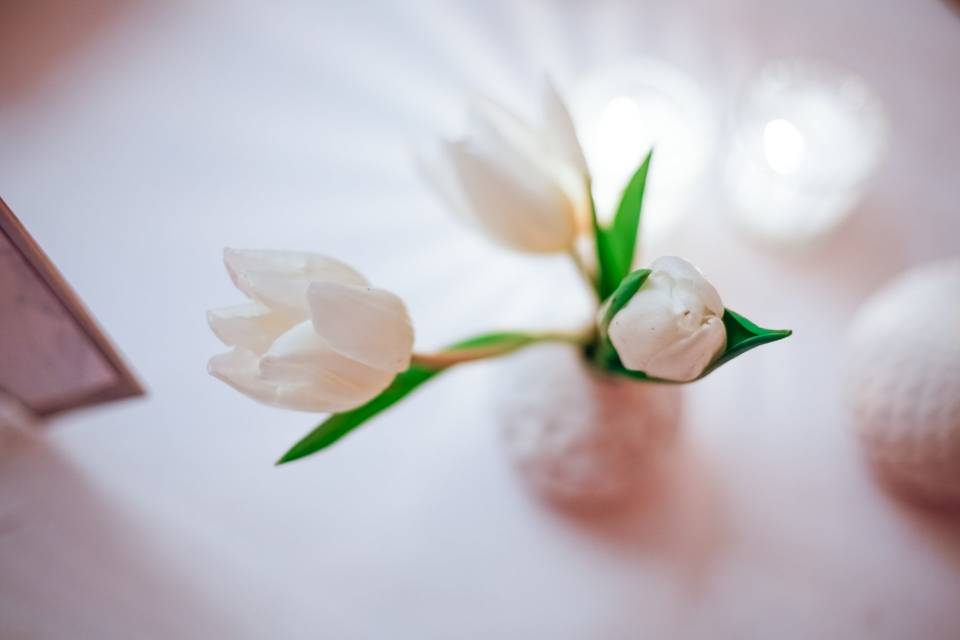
[725,58,888,248]
[571,59,715,254]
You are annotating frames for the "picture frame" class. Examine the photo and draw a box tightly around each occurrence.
[0,197,143,416]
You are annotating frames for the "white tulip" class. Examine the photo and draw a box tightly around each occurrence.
[603,256,726,382]
[419,79,590,253]
[208,249,414,413]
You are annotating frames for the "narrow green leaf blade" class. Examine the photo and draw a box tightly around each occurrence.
[700,308,792,375]
[595,230,622,299]
[445,331,540,353]
[590,191,623,300]
[591,152,653,299]
[276,366,438,465]
[608,150,652,280]
[592,268,653,376]
[599,268,652,329]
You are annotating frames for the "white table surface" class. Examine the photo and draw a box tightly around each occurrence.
[2,1,959,638]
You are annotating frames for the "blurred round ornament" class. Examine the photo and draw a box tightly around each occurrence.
[726,58,887,249]
[497,344,681,510]
[845,259,960,506]
[571,58,715,257]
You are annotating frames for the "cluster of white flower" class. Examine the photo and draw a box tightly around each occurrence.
[207,81,788,462]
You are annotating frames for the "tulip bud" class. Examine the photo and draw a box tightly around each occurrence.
[600,256,726,382]
[208,249,414,413]
[419,79,589,254]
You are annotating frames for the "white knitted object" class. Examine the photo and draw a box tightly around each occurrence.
[497,344,680,508]
[845,259,960,504]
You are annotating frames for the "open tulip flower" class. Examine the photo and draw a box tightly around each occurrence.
[418,80,590,254]
[208,82,791,465]
[208,250,414,413]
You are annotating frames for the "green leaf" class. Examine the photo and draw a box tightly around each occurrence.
[591,151,653,300]
[590,191,622,300]
[597,307,791,384]
[275,331,555,465]
[608,150,652,280]
[276,366,438,465]
[445,331,541,354]
[598,268,652,330]
[699,308,792,376]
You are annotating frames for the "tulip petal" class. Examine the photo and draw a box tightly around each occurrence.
[208,348,275,402]
[607,286,681,369]
[540,77,590,176]
[307,282,414,373]
[209,346,374,413]
[446,140,577,253]
[606,257,727,382]
[645,317,726,381]
[415,148,473,224]
[224,249,369,313]
[469,96,549,169]
[469,95,590,238]
[651,256,724,316]
[207,302,300,354]
[259,322,395,412]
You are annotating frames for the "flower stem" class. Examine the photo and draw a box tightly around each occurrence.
[410,329,591,371]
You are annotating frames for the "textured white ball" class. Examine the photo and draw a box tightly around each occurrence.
[845,259,960,505]
[496,344,681,509]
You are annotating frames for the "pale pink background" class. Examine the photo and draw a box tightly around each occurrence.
[1,1,959,638]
